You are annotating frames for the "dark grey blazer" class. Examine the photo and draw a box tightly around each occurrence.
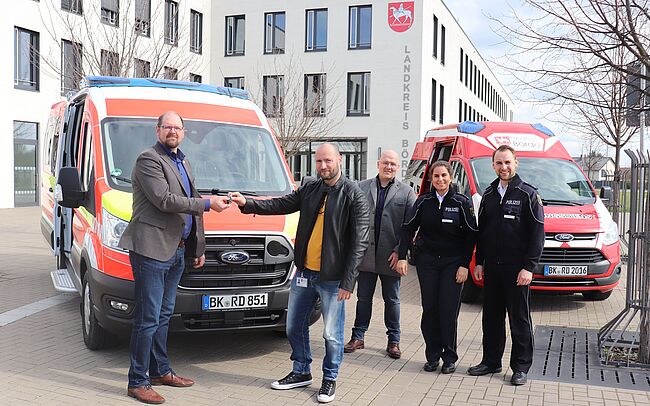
[358,177,416,277]
[119,143,206,261]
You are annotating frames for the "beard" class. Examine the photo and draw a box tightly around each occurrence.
[164,136,179,149]
[319,165,341,181]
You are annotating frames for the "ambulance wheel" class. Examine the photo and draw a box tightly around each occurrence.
[461,277,482,303]
[81,274,113,350]
[581,290,612,301]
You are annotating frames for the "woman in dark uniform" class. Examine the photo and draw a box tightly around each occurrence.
[396,160,477,374]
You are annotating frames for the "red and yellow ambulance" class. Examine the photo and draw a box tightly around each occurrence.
[40,76,317,349]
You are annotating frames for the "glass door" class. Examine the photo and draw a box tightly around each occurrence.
[13,121,38,207]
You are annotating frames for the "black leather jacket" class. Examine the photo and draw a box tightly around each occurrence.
[240,176,370,292]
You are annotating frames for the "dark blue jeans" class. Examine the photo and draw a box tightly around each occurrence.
[128,248,185,388]
[286,269,345,381]
[351,271,401,343]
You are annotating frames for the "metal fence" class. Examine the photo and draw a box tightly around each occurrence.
[600,171,630,253]
[598,150,650,367]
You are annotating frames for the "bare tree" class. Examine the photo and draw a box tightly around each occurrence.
[38,0,204,88]
[493,0,649,364]
[246,55,345,159]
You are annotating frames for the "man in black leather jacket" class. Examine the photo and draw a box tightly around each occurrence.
[230,143,369,403]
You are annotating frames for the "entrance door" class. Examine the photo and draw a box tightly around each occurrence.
[13,121,39,207]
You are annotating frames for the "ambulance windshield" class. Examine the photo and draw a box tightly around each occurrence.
[102,118,292,196]
[471,157,595,205]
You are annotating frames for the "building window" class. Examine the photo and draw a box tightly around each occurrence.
[14,27,39,91]
[263,75,284,117]
[469,60,473,92]
[190,10,203,54]
[432,15,438,58]
[306,9,327,51]
[164,66,178,80]
[100,49,119,76]
[458,99,463,122]
[431,79,437,121]
[134,58,150,77]
[61,0,83,15]
[264,12,285,54]
[459,48,463,81]
[347,72,370,116]
[189,73,202,83]
[164,0,178,46]
[101,0,119,26]
[465,54,469,86]
[61,39,82,95]
[349,5,372,49]
[439,84,445,124]
[440,25,446,65]
[224,77,245,89]
[225,15,245,56]
[304,73,326,117]
[135,0,150,36]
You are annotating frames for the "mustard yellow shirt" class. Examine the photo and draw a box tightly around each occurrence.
[304,196,326,271]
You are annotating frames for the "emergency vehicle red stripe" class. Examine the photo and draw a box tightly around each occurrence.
[105,99,262,126]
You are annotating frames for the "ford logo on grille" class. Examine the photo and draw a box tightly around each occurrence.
[220,251,250,264]
[554,233,574,242]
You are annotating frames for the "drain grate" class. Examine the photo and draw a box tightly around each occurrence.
[530,326,650,390]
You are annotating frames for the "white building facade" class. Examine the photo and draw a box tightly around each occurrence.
[3,0,513,208]
[211,0,514,182]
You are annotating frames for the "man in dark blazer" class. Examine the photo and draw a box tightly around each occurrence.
[119,111,230,404]
[344,150,417,359]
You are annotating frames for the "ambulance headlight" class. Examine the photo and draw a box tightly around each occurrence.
[602,221,619,245]
[101,208,129,249]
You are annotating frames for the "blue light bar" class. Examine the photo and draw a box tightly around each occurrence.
[532,123,555,137]
[81,76,250,100]
[457,121,485,134]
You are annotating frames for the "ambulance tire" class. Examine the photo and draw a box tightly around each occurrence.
[461,276,482,303]
[81,274,114,350]
[581,290,612,301]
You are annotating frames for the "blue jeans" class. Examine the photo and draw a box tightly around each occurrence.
[286,269,345,381]
[351,272,401,343]
[128,248,185,388]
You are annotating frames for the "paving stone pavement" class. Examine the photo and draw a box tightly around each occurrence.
[0,207,649,405]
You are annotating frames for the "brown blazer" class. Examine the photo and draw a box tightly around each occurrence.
[119,143,206,261]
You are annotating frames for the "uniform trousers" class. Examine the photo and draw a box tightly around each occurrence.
[481,263,534,373]
[415,252,463,365]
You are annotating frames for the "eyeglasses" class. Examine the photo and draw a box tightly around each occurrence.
[159,125,184,132]
[380,161,399,167]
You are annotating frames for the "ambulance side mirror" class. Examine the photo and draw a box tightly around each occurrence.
[56,167,86,208]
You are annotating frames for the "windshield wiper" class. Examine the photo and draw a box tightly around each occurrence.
[111,174,132,184]
[196,188,257,196]
[541,198,582,206]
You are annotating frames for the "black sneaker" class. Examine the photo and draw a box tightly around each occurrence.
[270,371,313,390]
[317,379,336,403]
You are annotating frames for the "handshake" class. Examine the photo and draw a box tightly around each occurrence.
[208,192,247,212]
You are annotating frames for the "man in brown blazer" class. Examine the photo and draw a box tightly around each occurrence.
[119,111,230,404]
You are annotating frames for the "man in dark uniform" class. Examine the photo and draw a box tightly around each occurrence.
[468,145,544,386]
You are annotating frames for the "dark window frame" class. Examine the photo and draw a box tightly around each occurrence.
[431,78,437,121]
[304,73,327,117]
[225,15,245,56]
[439,84,445,124]
[134,58,150,77]
[189,73,202,83]
[224,76,245,89]
[348,5,372,50]
[263,75,285,117]
[61,39,82,95]
[432,15,438,59]
[305,8,327,52]
[440,24,446,65]
[346,71,371,116]
[190,9,203,54]
[100,49,119,76]
[61,0,83,15]
[264,11,286,54]
[101,0,119,27]
[164,0,178,46]
[14,27,40,91]
[135,0,150,36]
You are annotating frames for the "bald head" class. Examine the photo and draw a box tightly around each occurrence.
[377,149,400,185]
[315,143,342,186]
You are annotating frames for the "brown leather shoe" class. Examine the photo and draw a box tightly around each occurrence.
[150,372,194,387]
[127,385,165,404]
[344,338,364,353]
[386,342,402,359]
